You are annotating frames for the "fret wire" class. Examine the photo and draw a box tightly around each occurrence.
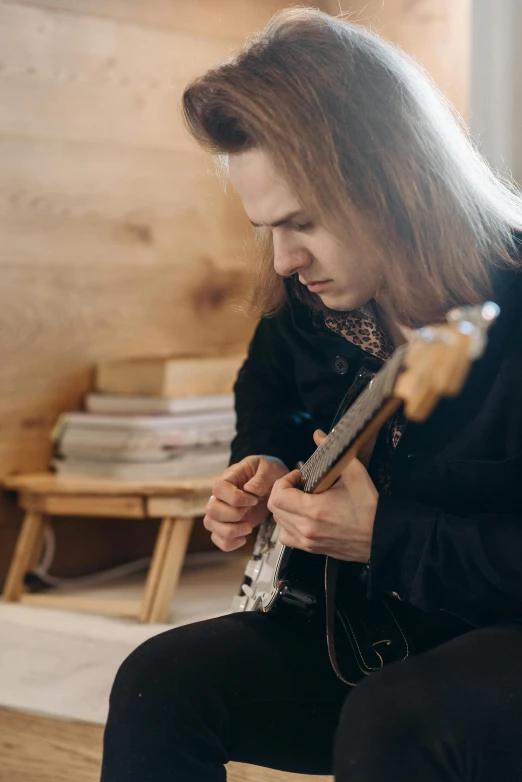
[301,345,407,493]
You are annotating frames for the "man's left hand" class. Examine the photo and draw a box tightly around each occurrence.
[267,430,378,562]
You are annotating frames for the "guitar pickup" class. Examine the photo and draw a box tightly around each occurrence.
[245,559,262,581]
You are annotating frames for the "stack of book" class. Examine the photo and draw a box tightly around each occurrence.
[51,355,242,481]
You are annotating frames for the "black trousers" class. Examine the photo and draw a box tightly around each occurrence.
[100,609,522,781]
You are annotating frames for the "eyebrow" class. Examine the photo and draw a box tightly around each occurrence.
[249,209,305,228]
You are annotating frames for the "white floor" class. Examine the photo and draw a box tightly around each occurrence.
[0,550,247,724]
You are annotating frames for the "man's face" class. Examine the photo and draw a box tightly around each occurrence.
[228,148,382,311]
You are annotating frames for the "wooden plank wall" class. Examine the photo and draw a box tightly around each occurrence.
[0,0,472,475]
[0,0,471,581]
[0,0,287,579]
[0,0,293,479]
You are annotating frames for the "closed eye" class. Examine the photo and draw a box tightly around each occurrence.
[294,221,314,232]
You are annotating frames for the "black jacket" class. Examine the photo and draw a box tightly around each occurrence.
[230,264,522,630]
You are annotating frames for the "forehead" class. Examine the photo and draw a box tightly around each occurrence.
[228,149,301,223]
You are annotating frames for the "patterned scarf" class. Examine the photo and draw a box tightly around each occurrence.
[324,301,406,493]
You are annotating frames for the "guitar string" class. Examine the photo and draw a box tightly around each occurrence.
[301,345,407,493]
[249,346,406,561]
[301,350,402,491]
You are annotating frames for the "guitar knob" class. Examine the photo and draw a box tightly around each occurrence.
[241,583,254,598]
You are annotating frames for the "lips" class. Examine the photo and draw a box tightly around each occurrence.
[303,279,331,291]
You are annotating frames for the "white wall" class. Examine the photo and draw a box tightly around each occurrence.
[470,0,521,182]
[514,2,522,184]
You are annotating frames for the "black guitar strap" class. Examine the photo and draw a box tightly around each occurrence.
[324,361,380,687]
[325,556,359,686]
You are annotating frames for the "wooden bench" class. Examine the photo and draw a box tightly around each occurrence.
[2,472,215,623]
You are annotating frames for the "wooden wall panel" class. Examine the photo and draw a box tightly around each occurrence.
[0,263,247,470]
[0,0,279,578]
[0,3,233,150]
[0,140,248,268]
[0,0,258,482]
[10,0,287,40]
[0,1,472,481]
[0,0,471,581]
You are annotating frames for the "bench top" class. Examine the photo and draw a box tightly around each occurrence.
[2,472,216,498]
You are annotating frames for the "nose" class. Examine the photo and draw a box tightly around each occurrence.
[272,230,312,278]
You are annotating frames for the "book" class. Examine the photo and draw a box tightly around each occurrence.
[52,410,236,442]
[95,355,244,397]
[51,444,231,481]
[85,392,234,416]
[56,422,236,455]
[55,444,189,463]
[52,409,236,463]
[54,410,235,430]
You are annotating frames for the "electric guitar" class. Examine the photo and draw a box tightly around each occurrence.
[232,303,500,684]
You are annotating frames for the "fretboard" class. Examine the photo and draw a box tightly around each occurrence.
[300,345,408,493]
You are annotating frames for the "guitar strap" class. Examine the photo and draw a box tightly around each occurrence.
[324,555,359,686]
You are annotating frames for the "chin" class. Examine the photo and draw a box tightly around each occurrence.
[319,291,370,312]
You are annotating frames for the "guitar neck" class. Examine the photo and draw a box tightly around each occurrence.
[300,345,408,494]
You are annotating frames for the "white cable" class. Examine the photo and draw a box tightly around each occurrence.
[38,525,55,573]
[33,525,150,590]
[32,523,233,591]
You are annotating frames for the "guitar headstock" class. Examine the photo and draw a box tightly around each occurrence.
[394,302,500,422]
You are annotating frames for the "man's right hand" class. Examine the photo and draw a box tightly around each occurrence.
[203,455,289,552]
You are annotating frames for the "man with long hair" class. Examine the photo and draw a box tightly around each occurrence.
[101,9,522,781]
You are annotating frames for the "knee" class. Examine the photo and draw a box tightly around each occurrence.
[109,626,204,714]
[334,662,460,780]
[336,658,447,748]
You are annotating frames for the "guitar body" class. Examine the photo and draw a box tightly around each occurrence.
[232,518,324,619]
[233,517,411,685]
[232,304,499,684]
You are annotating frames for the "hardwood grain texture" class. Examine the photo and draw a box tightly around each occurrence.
[145,517,194,622]
[0,3,233,150]
[0,509,170,585]
[0,0,470,586]
[0,263,249,473]
[0,707,104,782]
[6,472,216,497]
[0,0,258,485]
[3,473,218,620]
[139,515,177,622]
[21,494,146,517]
[0,707,332,782]
[8,0,288,41]
[0,139,251,268]
[2,510,44,599]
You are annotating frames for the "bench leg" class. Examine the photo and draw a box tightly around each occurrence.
[3,511,46,602]
[139,518,174,623]
[28,517,47,572]
[140,517,194,624]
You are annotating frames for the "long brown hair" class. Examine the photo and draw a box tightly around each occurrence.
[183,7,522,327]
